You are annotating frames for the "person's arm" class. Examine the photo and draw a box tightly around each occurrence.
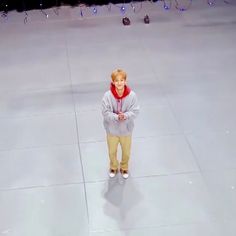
[124,93,140,120]
[102,95,119,122]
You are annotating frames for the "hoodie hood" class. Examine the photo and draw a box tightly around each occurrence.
[110,82,131,99]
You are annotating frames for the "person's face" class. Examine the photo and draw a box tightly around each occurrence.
[113,75,126,91]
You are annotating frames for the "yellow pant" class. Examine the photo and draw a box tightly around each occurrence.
[106,135,132,171]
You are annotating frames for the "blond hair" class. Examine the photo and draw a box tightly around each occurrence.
[111,69,127,82]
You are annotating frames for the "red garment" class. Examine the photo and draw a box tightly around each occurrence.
[110,83,131,99]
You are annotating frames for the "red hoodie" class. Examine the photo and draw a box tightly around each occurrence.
[110,83,131,99]
[110,83,131,114]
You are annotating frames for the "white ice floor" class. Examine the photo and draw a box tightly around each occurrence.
[0,0,236,235]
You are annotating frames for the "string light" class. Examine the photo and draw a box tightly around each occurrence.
[24,11,28,24]
[80,8,83,17]
[154,0,161,4]
[1,3,8,20]
[163,0,172,10]
[92,6,98,15]
[208,0,216,6]
[39,1,49,18]
[53,7,59,15]
[22,0,29,24]
[175,0,192,11]
[53,0,60,15]
[0,0,233,23]
[131,3,135,12]
[120,5,126,14]
[130,1,143,13]
[107,3,112,11]
[79,4,87,18]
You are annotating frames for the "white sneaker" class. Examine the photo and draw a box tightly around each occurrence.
[109,169,117,178]
[120,169,129,179]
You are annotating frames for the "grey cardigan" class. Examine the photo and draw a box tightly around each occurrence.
[102,90,140,136]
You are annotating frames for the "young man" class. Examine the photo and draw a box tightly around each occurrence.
[101,69,140,179]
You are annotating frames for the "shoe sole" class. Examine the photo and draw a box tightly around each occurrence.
[109,174,116,178]
[122,175,129,179]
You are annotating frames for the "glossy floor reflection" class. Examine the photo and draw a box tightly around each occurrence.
[0,1,236,235]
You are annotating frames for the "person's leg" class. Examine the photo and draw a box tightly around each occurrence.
[119,136,132,171]
[107,134,120,171]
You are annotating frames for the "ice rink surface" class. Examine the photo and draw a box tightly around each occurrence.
[0,0,236,235]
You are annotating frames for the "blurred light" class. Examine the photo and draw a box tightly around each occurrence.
[120,5,126,14]
[40,2,49,18]
[208,0,215,6]
[164,4,170,10]
[163,0,171,10]
[92,7,98,15]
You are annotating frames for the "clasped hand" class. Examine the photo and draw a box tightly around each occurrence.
[118,112,127,121]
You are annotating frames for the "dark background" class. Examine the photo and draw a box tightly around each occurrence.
[0,0,147,12]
